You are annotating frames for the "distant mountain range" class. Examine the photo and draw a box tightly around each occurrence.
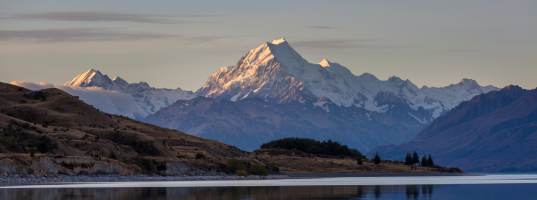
[370,85,537,172]
[64,69,194,119]
[44,38,499,152]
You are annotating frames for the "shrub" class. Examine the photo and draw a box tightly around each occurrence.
[357,157,363,165]
[236,170,248,177]
[227,159,246,173]
[249,163,269,176]
[36,136,57,153]
[109,151,118,160]
[272,166,280,172]
[195,152,206,159]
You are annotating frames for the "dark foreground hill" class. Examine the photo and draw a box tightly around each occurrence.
[0,82,248,176]
[370,85,537,172]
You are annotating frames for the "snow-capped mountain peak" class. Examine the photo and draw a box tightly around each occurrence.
[65,70,194,119]
[271,38,287,44]
[65,69,110,88]
[459,78,480,89]
[198,38,498,122]
[112,76,129,87]
[319,59,331,67]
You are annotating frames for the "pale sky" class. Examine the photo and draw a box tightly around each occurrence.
[1,0,536,91]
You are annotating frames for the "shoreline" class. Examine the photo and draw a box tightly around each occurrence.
[286,172,473,178]
[2,174,537,189]
[0,172,470,187]
[0,174,290,186]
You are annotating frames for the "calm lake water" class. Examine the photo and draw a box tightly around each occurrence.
[2,175,537,199]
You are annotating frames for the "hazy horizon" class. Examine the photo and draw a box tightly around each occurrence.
[2,0,536,91]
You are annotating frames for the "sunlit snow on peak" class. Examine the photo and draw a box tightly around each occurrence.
[319,59,331,67]
[271,38,287,44]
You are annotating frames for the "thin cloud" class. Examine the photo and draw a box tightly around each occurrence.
[307,26,332,29]
[0,28,179,42]
[291,39,416,49]
[9,81,54,90]
[180,36,232,45]
[1,11,216,24]
[439,49,480,52]
[10,81,136,117]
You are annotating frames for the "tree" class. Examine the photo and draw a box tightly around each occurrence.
[405,153,412,165]
[373,152,381,164]
[427,154,434,166]
[259,137,362,158]
[421,155,428,167]
[357,156,363,165]
[412,151,420,165]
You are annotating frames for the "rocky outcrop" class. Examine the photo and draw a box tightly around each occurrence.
[31,157,57,175]
[163,161,190,176]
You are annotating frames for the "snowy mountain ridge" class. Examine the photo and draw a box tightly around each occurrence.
[197,38,498,121]
[64,69,194,119]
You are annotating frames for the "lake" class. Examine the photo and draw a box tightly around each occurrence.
[2,174,537,199]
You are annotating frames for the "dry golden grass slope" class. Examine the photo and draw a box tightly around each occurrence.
[252,149,463,174]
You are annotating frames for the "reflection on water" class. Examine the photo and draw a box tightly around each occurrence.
[0,184,536,200]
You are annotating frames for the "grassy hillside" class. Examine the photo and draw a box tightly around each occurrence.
[0,82,248,175]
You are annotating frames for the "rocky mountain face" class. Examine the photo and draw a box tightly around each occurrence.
[369,86,537,172]
[64,69,194,119]
[143,97,428,152]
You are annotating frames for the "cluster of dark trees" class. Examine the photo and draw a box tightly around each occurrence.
[260,137,362,158]
[405,151,434,167]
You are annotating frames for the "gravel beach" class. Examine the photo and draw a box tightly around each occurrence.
[0,169,289,186]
